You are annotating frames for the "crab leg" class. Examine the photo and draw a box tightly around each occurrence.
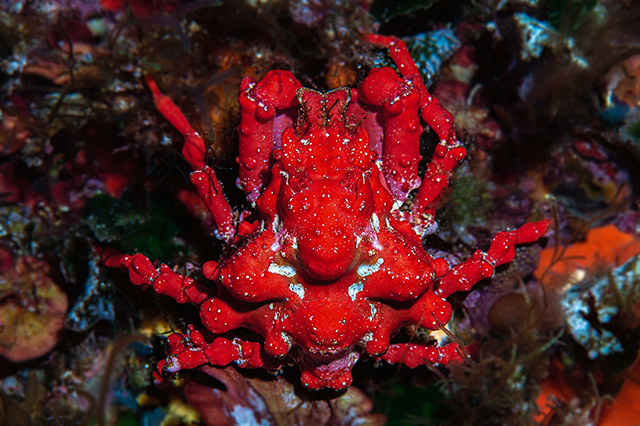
[102,249,283,372]
[157,325,283,375]
[237,71,301,202]
[358,69,423,200]
[411,141,466,233]
[378,221,548,368]
[145,76,235,240]
[101,250,214,305]
[381,341,463,368]
[436,220,550,298]
[368,35,466,232]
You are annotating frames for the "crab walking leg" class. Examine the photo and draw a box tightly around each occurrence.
[412,142,467,230]
[158,326,283,374]
[436,220,550,298]
[102,250,214,305]
[358,69,423,200]
[103,250,282,372]
[145,76,236,240]
[381,342,463,368]
[237,71,301,202]
[189,167,235,240]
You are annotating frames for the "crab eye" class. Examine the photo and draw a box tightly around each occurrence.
[369,150,378,161]
[273,149,282,160]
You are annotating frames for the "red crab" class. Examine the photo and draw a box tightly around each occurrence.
[104,35,548,390]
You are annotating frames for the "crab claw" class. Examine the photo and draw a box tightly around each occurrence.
[237,71,302,202]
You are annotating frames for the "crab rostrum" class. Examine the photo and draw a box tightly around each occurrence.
[104,35,548,390]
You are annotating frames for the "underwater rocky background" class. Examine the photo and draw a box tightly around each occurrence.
[0,0,640,424]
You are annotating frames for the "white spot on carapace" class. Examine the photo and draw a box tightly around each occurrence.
[291,236,298,249]
[289,283,305,299]
[281,332,292,348]
[368,303,377,320]
[348,282,363,301]
[268,263,296,277]
[357,258,384,277]
[370,213,380,233]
